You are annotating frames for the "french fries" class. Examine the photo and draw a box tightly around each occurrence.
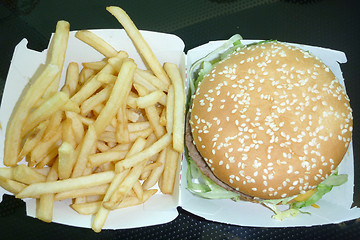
[142,147,166,190]
[16,171,116,198]
[22,92,70,136]
[88,150,127,168]
[1,6,184,232]
[71,189,157,215]
[75,30,118,58]
[4,64,59,166]
[93,59,136,135]
[106,6,170,86]
[62,62,80,96]
[71,124,97,178]
[115,133,172,171]
[44,20,71,99]
[55,184,109,201]
[166,85,175,133]
[134,84,166,138]
[13,165,47,184]
[37,161,59,222]
[160,146,180,194]
[136,90,165,109]
[164,63,185,153]
[58,142,76,179]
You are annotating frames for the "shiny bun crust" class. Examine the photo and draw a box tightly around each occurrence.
[189,41,353,199]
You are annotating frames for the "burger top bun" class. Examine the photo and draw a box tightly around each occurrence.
[189,41,353,200]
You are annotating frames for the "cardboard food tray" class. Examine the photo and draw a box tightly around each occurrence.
[0,29,359,229]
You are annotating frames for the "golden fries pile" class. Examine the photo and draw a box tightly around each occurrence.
[0,6,184,232]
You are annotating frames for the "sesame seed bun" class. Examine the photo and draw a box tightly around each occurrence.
[188,41,353,200]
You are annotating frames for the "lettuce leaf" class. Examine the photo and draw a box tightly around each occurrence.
[290,173,348,209]
[185,150,239,199]
[260,171,348,220]
[187,34,244,99]
[262,202,305,221]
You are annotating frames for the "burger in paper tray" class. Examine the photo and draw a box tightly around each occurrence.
[184,35,353,221]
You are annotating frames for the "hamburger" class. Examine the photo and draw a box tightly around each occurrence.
[185,36,353,219]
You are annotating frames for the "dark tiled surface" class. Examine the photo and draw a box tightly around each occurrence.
[0,0,359,239]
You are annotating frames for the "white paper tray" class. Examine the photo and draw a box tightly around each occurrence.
[0,30,359,229]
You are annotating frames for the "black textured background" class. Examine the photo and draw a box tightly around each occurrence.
[0,0,360,239]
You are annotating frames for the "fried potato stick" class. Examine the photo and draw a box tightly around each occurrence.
[0,176,26,194]
[115,133,171,171]
[93,59,136,135]
[75,30,118,58]
[164,63,185,153]
[19,121,48,160]
[165,85,174,134]
[42,111,63,141]
[136,69,168,92]
[82,60,107,71]
[22,92,69,136]
[71,124,97,178]
[107,6,170,86]
[102,137,147,210]
[72,189,157,215]
[13,165,47,184]
[91,169,129,232]
[88,151,127,168]
[16,171,116,198]
[4,21,71,166]
[54,184,109,201]
[142,147,166,190]
[4,64,59,166]
[44,20,70,98]
[160,146,179,194]
[134,84,165,138]
[58,142,76,179]
[136,90,165,109]
[30,128,62,166]
[62,62,79,96]
[70,51,128,106]
[36,160,59,222]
